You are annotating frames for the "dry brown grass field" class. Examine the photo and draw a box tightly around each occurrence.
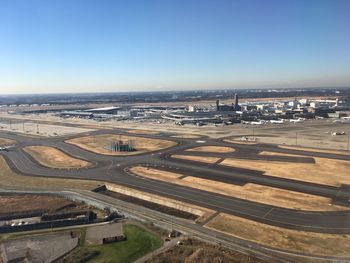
[205,213,350,257]
[0,195,75,214]
[279,145,350,156]
[0,138,16,146]
[24,146,92,169]
[221,153,350,186]
[130,166,345,211]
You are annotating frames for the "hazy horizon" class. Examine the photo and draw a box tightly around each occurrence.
[0,85,349,97]
[1,0,350,94]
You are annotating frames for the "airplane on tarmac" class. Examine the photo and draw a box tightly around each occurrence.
[289,118,305,123]
[270,119,285,124]
[250,120,265,125]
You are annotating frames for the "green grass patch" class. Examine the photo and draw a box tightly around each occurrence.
[66,223,163,263]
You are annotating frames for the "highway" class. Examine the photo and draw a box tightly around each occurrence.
[1,128,350,234]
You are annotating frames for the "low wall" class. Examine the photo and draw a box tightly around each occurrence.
[105,183,210,217]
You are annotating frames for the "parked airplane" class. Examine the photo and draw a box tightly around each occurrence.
[270,119,284,124]
[250,120,265,125]
[290,118,304,123]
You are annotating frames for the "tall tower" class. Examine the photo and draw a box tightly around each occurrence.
[235,93,240,111]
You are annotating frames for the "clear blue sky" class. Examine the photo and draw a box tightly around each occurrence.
[1,0,349,94]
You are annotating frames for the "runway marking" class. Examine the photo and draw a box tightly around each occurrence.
[107,161,115,176]
[262,208,274,219]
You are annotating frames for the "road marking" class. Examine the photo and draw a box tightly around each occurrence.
[262,208,274,219]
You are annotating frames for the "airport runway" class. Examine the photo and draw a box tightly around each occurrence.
[1,128,350,234]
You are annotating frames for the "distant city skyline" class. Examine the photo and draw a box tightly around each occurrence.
[1,0,350,94]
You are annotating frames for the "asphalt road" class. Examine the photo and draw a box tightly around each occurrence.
[1,128,350,234]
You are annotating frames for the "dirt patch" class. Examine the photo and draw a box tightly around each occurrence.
[146,237,266,263]
[0,138,16,146]
[0,194,94,218]
[279,145,350,156]
[23,146,92,169]
[0,195,76,215]
[0,155,101,190]
[127,129,160,135]
[1,232,79,263]
[129,166,346,211]
[220,155,350,186]
[258,151,304,157]
[205,213,350,257]
[171,134,202,139]
[102,190,198,220]
[171,154,220,164]
[186,146,235,153]
[66,134,176,156]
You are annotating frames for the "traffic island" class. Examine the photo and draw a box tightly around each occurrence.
[23,146,92,169]
[66,134,176,156]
